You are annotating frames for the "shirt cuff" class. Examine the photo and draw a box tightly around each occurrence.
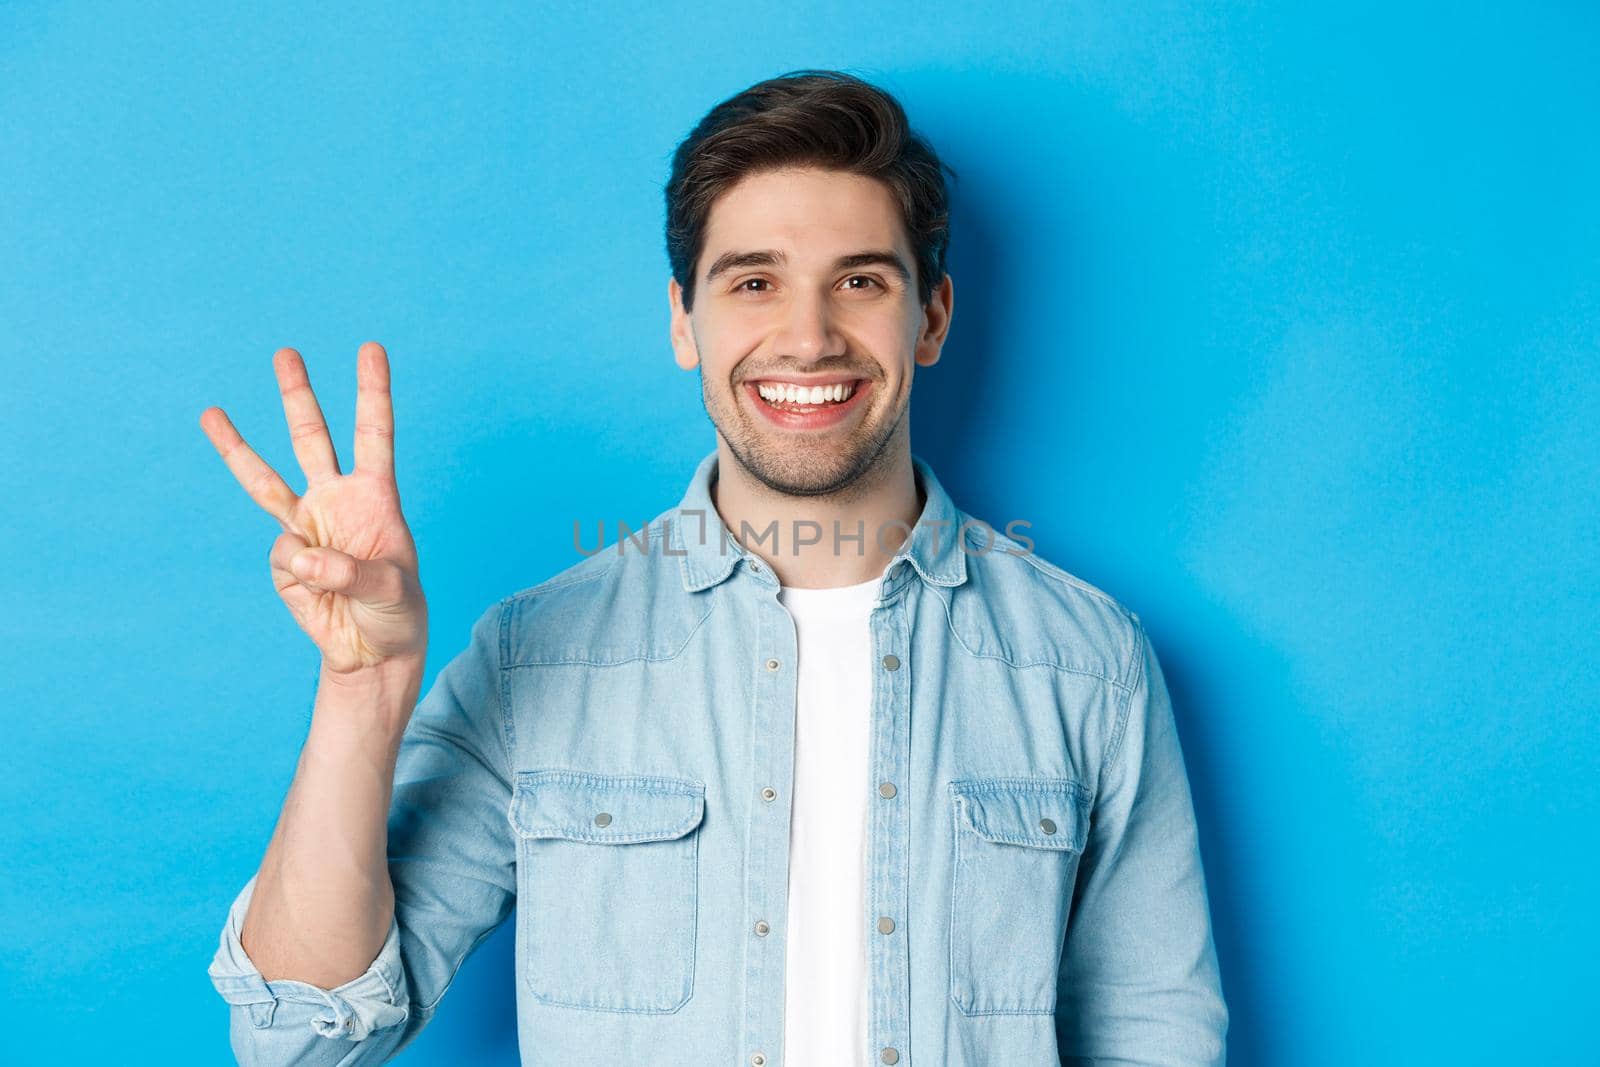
[207,874,410,1041]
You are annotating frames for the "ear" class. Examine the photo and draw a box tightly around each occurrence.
[669,277,700,371]
[913,273,955,368]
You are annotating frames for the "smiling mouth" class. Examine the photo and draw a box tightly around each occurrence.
[753,379,861,410]
[743,377,872,429]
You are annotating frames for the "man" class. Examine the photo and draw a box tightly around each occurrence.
[203,69,1228,1066]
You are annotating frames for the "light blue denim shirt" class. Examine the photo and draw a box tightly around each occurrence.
[208,450,1228,1065]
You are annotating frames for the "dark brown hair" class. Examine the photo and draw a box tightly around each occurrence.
[665,69,956,313]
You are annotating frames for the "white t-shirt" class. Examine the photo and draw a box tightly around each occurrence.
[777,569,884,1067]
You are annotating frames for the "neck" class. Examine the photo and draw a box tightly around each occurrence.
[709,440,924,589]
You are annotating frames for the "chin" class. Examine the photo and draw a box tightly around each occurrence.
[732,435,885,496]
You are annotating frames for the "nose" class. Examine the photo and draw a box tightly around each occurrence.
[773,287,846,362]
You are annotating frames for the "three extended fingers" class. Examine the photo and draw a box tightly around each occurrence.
[199,342,396,525]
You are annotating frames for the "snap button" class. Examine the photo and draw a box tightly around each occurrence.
[878,781,897,798]
[881,1048,900,1064]
[752,1054,766,1066]
[754,919,770,936]
[1039,817,1056,835]
[765,658,780,671]
[881,653,900,670]
[761,786,777,801]
[877,916,895,934]
[594,812,612,827]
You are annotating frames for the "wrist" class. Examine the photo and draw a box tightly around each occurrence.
[318,650,425,691]
[312,655,425,739]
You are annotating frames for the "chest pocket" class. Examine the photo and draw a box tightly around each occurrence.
[508,769,706,1013]
[948,775,1091,1016]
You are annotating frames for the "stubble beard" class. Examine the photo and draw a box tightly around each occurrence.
[700,368,907,500]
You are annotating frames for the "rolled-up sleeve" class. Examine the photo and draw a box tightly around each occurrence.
[208,873,411,1060]
[207,598,517,1064]
[1056,620,1229,1066]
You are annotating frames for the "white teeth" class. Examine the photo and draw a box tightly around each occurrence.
[756,381,856,406]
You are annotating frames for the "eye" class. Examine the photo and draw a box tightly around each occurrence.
[842,275,881,291]
[736,278,771,293]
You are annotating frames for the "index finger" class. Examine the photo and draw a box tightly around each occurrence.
[353,340,395,480]
[199,406,300,528]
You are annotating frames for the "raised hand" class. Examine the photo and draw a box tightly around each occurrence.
[200,342,427,675]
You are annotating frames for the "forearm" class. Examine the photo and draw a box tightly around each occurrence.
[240,657,422,987]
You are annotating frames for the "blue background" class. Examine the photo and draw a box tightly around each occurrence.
[2,3,1595,1063]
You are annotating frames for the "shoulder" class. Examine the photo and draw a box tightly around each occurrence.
[496,513,712,668]
[948,511,1146,693]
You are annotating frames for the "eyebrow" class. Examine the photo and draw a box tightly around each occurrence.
[703,248,912,285]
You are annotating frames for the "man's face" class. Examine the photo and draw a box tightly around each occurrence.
[669,166,952,497]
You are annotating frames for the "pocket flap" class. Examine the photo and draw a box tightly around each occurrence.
[950,776,1091,852]
[509,770,706,844]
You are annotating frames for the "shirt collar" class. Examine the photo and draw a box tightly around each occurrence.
[670,448,969,594]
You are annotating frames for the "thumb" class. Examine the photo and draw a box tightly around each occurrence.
[289,548,401,604]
